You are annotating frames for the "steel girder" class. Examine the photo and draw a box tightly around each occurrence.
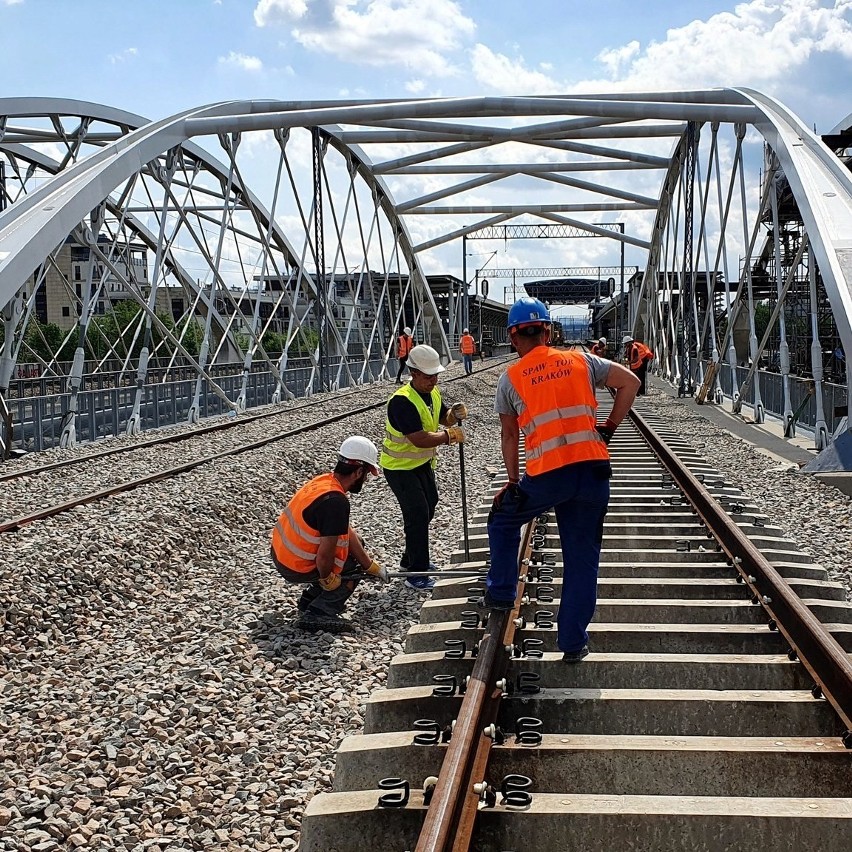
[0,99,448,363]
[0,101,444,420]
[1,91,851,448]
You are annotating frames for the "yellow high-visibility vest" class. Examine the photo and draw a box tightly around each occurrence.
[380,383,442,471]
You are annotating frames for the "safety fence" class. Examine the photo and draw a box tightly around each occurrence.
[714,363,848,437]
[4,356,390,453]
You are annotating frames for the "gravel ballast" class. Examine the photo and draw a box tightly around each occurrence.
[1,365,504,852]
[2,365,850,851]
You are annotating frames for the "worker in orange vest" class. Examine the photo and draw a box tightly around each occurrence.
[482,298,639,662]
[623,334,654,395]
[459,327,476,375]
[591,336,608,358]
[395,326,414,383]
[270,436,388,633]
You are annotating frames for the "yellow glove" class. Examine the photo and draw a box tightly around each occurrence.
[445,425,465,445]
[318,573,341,591]
[450,402,468,421]
[366,560,389,583]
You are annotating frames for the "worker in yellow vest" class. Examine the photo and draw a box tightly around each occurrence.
[270,436,387,633]
[459,327,476,375]
[380,344,466,591]
[483,298,639,662]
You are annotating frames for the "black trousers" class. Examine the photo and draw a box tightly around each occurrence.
[271,550,362,616]
[396,356,408,382]
[632,359,649,395]
[384,464,439,572]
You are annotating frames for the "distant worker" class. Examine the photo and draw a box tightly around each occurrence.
[396,326,414,384]
[483,297,639,662]
[591,337,608,358]
[623,334,654,396]
[270,436,388,634]
[460,327,476,375]
[381,344,467,591]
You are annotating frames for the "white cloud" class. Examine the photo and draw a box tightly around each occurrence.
[3,0,25,6]
[596,40,640,79]
[405,79,426,93]
[586,0,852,91]
[255,0,308,25]
[470,1,852,97]
[218,51,264,72]
[107,47,138,65]
[254,0,476,76]
[469,44,561,94]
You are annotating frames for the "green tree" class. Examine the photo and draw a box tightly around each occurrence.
[88,300,146,360]
[23,321,78,362]
[261,329,287,355]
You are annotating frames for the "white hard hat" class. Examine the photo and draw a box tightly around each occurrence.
[463,328,469,334]
[406,344,445,375]
[403,326,412,335]
[622,334,633,344]
[599,337,606,344]
[338,435,379,475]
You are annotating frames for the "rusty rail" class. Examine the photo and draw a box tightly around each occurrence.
[631,409,852,737]
[415,521,534,852]
[0,359,511,481]
[0,363,511,532]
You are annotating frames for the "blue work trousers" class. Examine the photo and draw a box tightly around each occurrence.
[462,354,473,375]
[486,461,610,653]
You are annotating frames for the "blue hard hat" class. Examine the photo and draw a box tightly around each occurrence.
[507,297,550,329]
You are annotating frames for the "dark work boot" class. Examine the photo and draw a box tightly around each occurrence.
[561,646,589,663]
[477,591,514,612]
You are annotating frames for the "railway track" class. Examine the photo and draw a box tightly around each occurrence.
[0,360,509,533]
[299,396,852,851]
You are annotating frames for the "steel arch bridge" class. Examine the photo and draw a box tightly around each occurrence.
[0,93,850,465]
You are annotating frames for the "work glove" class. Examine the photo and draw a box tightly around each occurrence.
[492,480,520,511]
[365,560,389,583]
[318,573,341,592]
[450,402,468,421]
[445,425,465,445]
[595,418,618,445]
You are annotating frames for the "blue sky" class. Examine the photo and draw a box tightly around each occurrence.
[3,0,852,313]
[4,1,850,130]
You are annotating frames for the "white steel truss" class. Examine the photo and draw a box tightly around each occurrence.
[0,92,850,462]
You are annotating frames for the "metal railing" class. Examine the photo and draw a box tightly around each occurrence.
[4,356,390,453]
[713,362,848,438]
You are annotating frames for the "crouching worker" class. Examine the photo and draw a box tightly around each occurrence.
[270,436,388,633]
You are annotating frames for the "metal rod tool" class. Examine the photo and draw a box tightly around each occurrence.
[387,570,486,579]
[458,412,470,561]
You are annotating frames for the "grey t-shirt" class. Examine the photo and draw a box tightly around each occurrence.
[494,350,611,415]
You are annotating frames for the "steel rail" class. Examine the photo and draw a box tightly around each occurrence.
[415,520,534,852]
[0,360,510,533]
[1,358,512,484]
[631,408,852,737]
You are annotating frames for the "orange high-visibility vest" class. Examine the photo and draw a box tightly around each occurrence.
[398,334,413,358]
[460,334,476,355]
[506,347,609,476]
[271,473,349,574]
[628,341,653,371]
